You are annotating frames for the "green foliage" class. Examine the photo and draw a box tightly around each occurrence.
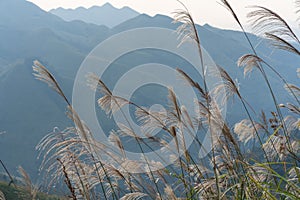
[0,181,62,200]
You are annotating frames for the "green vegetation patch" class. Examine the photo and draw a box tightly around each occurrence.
[0,181,62,200]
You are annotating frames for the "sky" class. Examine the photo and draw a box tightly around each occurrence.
[28,0,299,31]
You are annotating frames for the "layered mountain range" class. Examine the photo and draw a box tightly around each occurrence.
[0,0,298,180]
[50,2,139,28]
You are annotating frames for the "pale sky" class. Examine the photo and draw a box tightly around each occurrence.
[28,0,299,31]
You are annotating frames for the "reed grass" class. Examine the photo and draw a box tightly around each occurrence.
[33,1,299,199]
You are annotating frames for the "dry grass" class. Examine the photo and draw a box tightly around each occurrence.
[32,1,299,199]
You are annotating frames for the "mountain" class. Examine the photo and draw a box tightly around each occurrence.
[0,0,110,179]
[0,0,111,77]
[50,3,139,28]
[0,0,299,181]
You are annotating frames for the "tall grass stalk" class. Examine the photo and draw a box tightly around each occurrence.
[222,0,297,162]
[33,1,299,199]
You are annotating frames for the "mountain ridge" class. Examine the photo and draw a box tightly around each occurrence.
[50,2,139,28]
[0,0,298,181]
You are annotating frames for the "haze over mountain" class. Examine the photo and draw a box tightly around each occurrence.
[50,3,139,28]
[0,0,299,181]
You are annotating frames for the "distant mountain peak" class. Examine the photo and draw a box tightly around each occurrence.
[75,6,86,11]
[121,5,137,12]
[50,3,140,28]
[102,2,114,8]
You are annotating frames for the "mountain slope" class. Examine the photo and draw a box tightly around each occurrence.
[0,0,110,179]
[0,0,111,78]
[0,0,299,181]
